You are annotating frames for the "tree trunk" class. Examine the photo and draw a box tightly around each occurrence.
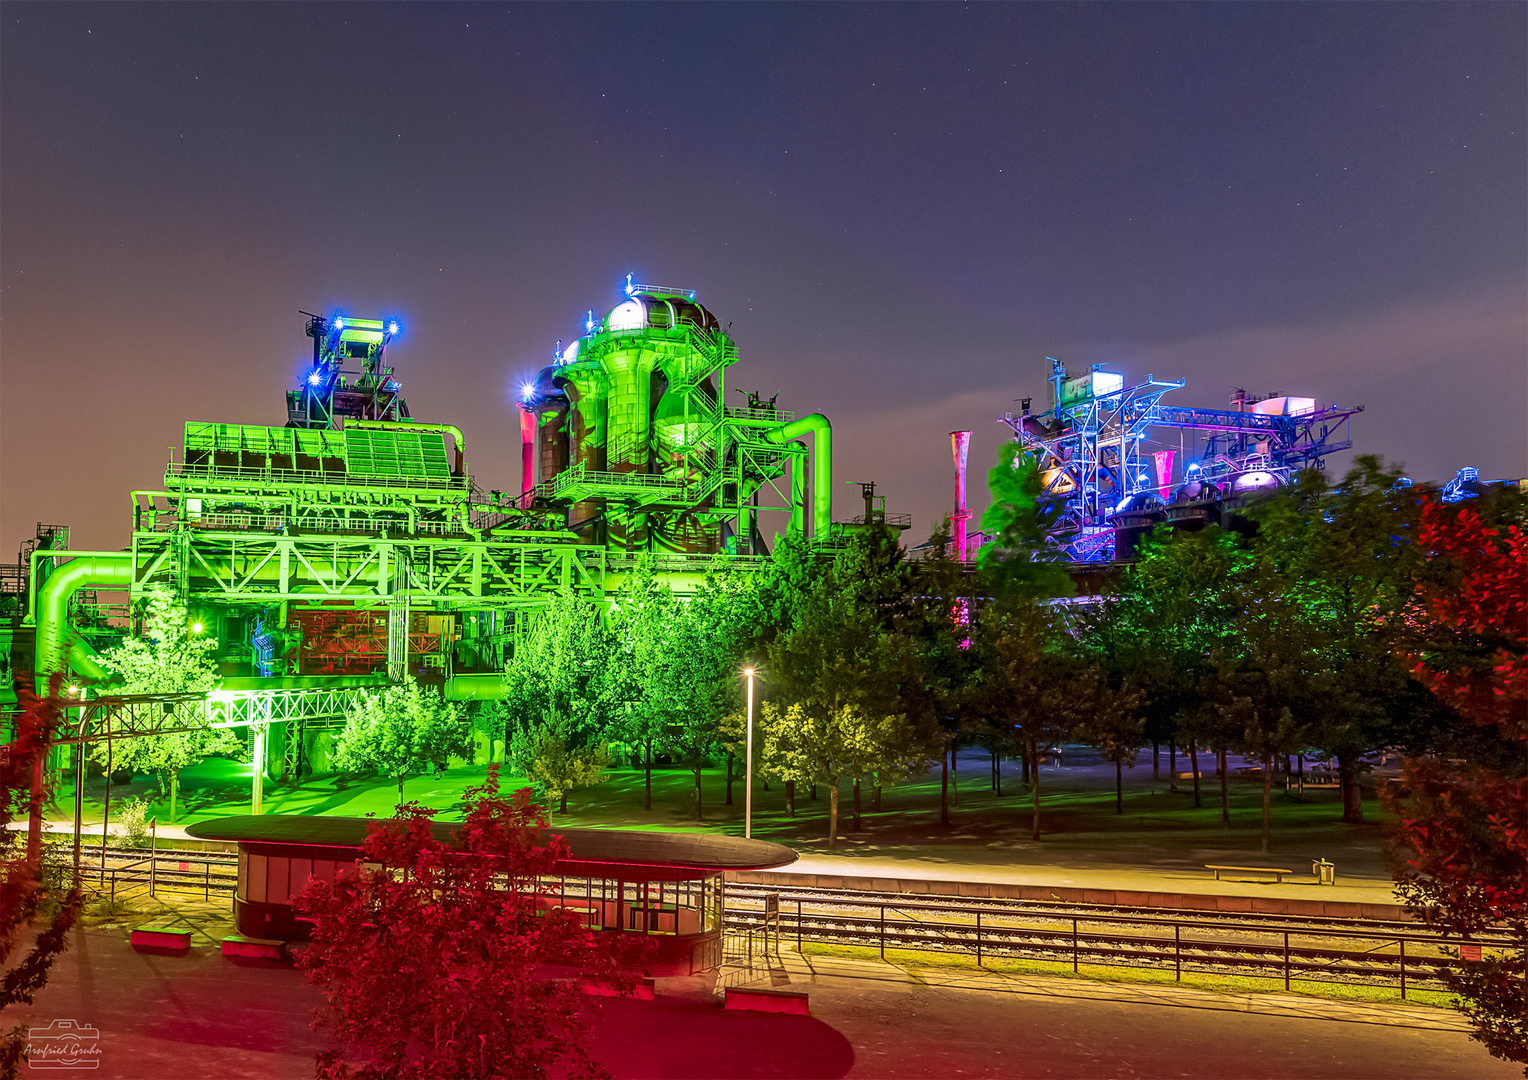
[1115,757,1123,814]
[644,740,653,811]
[694,766,703,821]
[1169,738,1178,792]
[950,746,958,805]
[560,791,568,814]
[170,770,179,823]
[397,774,405,807]
[1153,741,1160,782]
[810,784,817,801]
[873,783,882,812]
[726,752,734,806]
[1029,736,1041,841]
[994,751,1002,798]
[1218,747,1230,826]
[786,779,796,817]
[1189,739,1202,808]
[852,779,861,831]
[827,781,839,850]
[1296,753,1305,800]
[1338,753,1364,823]
[940,744,950,826]
[1260,753,1273,855]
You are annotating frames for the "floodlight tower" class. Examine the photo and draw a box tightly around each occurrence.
[288,314,408,429]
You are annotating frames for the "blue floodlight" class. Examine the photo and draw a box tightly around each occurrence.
[521,382,536,401]
[624,273,635,296]
[334,317,345,330]
[387,321,400,335]
[308,372,322,385]
[585,309,595,333]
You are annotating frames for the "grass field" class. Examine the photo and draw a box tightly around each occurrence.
[47,742,1400,879]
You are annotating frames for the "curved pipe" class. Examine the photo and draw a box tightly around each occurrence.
[347,419,467,476]
[35,554,134,677]
[766,414,832,538]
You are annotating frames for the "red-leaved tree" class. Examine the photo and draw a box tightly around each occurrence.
[295,767,645,1080]
[1388,499,1526,1067]
[1,677,84,1079]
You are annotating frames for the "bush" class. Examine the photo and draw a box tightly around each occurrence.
[113,798,151,848]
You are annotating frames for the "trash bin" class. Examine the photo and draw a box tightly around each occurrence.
[1313,859,1335,886]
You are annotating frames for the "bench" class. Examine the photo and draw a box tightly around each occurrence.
[220,934,287,960]
[724,986,810,1016]
[1205,864,1295,884]
[130,926,192,952]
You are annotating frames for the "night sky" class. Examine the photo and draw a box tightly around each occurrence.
[3,3,1524,559]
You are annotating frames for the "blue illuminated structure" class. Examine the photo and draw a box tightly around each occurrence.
[1000,360,1363,562]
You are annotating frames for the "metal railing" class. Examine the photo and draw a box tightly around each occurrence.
[167,462,467,493]
[725,886,1513,999]
[65,846,238,907]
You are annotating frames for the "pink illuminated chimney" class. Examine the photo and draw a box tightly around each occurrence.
[518,406,537,504]
[949,430,973,561]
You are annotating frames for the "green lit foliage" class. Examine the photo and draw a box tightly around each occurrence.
[333,677,471,806]
[965,601,1101,839]
[1,681,83,1077]
[976,442,1074,600]
[295,770,644,1080]
[92,586,237,821]
[1247,456,1425,823]
[763,533,938,845]
[609,560,760,820]
[501,592,617,804]
[508,724,609,817]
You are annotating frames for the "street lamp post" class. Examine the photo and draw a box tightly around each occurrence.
[743,667,756,839]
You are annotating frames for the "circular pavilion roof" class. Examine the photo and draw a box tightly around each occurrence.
[186,815,798,873]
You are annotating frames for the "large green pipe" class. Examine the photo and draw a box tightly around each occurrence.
[767,414,832,537]
[35,554,134,677]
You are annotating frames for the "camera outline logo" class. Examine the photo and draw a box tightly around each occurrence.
[26,1019,101,1070]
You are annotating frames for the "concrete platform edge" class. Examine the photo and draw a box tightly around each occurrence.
[725,869,1412,921]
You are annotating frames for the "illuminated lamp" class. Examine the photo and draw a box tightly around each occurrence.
[308,372,322,385]
[585,309,595,333]
[521,383,536,401]
[334,317,345,330]
[191,621,205,634]
[387,321,400,335]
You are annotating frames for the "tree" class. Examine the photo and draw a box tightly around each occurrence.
[509,723,609,816]
[1,680,83,1077]
[966,601,1095,840]
[502,592,617,805]
[975,442,1074,600]
[1387,496,1526,1066]
[294,769,644,1080]
[1248,457,1423,823]
[92,586,237,821]
[1074,683,1145,815]
[333,677,471,805]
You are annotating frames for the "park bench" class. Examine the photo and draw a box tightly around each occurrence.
[130,926,192,952]
[1205,864,1295,883]
[220,934,287,960]
[724,986,810,1015]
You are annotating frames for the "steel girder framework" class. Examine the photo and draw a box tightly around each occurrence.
[129,528,607,609]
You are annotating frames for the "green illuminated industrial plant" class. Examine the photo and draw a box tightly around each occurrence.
[5,283,897,786]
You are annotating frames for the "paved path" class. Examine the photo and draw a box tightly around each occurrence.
[15,922,1515,1079]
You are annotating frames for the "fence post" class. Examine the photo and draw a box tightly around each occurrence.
[879,905,885,960]
[1284,931,1290,991]
[976,910,982,967]
[797,898,802,952]
[1072,918,1079,973]
[1399,939,1406,1000]
[1175,924,1181,981]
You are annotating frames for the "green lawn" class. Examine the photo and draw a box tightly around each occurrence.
[47,744,1400,878]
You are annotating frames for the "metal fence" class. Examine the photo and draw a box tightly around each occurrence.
[61,846,238,907]
[725,885,1514,999]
